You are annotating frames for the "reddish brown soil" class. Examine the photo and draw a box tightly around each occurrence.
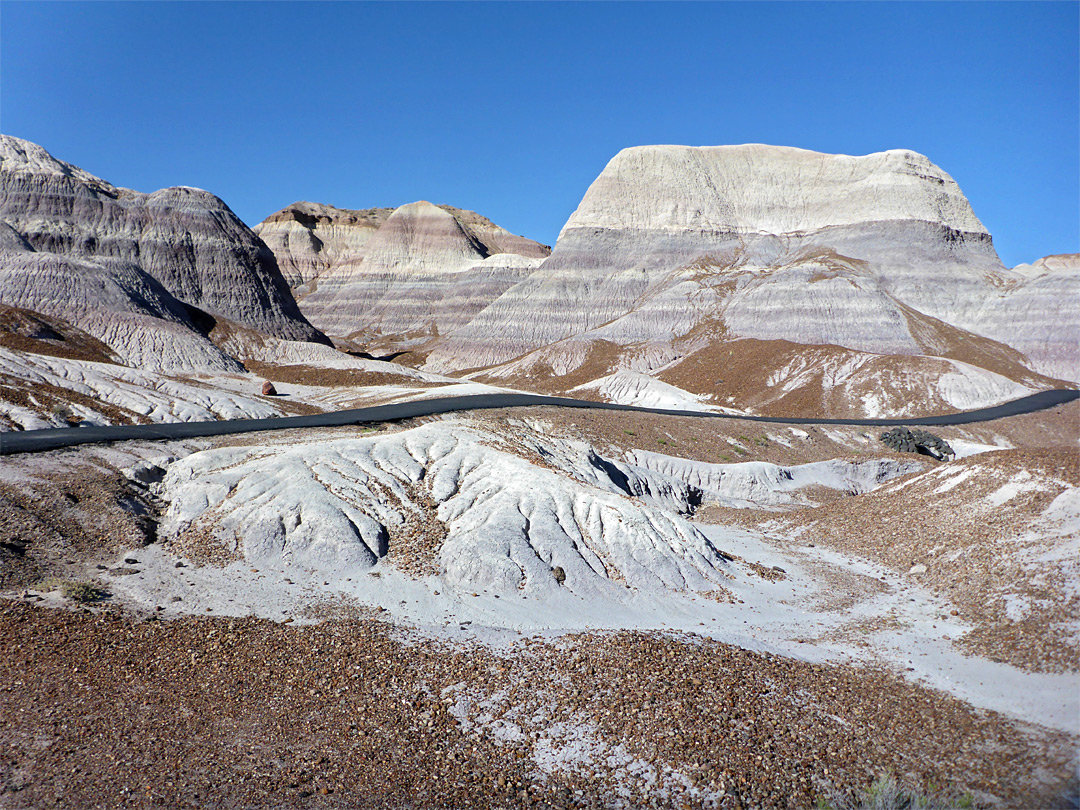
[0,305,117,365]
[242,361,444,390]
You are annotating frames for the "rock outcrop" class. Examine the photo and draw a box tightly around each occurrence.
[292,200,549,350]
[426,146,1002,367]
[255,200,550,296]
[879,427,955,460]
[422,145,1069,415]
[970,254,1079,383]
[0,226,240,371]
[252,202,394,290]
[0,135,327,365]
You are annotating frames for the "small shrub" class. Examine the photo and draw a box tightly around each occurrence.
[816,773,978,810]
[37,578,108,603]
[49,403,78,425]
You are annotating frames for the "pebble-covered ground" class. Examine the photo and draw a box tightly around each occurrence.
[777,448,1079,673]
[1,600,1074,810]
[2,404,1077,809]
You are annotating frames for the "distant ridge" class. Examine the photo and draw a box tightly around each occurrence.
[257,199,550,353]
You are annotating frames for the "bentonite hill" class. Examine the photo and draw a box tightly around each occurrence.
[0,134,1077,810]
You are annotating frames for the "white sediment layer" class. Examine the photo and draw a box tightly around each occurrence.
[159,422,731,600]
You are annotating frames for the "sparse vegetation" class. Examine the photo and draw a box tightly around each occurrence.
[49,402,78,425]
[36,578,108,603]
[816,773,977,810]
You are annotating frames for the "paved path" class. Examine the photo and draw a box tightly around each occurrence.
[1,389,1077,456]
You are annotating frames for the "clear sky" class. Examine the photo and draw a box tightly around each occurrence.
[2,1,1076,266]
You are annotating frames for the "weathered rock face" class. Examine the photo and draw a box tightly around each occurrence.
[436,204,552,262]
[425,145,1006,370]
[0,135,326,349]
[293,200,549,348]
[422,144,1068,415]
[969,254,1079,383]
[0,220,240,371]
[255,200,551,294]
[561,144,989,236]
[252,202,394,290]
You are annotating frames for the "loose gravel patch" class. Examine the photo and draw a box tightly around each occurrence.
[0,601,1074,810]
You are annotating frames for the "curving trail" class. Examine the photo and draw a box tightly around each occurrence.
[1,388,1077,456]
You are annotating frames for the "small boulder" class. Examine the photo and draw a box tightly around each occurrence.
[879,427,954,460]
[261,380,278,396]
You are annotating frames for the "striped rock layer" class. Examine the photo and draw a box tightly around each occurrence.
[418,145,1073,415]
[253,202,394,290]
[0,135,326,370]
[274,200,550,350]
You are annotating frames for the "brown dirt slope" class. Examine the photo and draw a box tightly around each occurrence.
[0,304,118,364]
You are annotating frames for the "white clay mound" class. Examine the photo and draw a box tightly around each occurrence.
[158,422,734,601]
[0,347,283,430]
[626,449,925,509]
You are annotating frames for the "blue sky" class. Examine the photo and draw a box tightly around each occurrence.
[2,1,1076,265]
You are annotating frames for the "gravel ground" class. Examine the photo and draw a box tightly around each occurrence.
[1,600,1075,810]
[462,402,1080,468]
[777,448,1079,673]
[2,406,1077,809]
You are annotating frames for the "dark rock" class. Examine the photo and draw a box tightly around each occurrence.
[879,427,954,460]
[261,380,278,396]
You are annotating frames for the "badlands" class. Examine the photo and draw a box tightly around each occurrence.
[0,135,1077,809]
